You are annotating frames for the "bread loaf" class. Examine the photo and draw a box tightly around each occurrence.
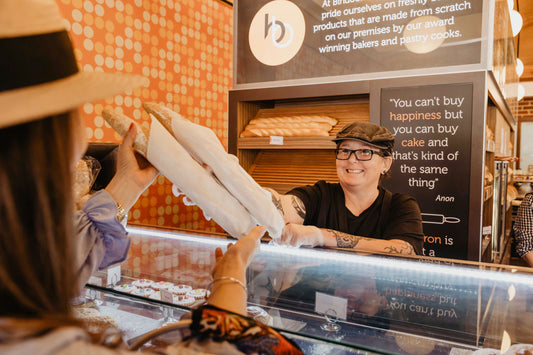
[143,102,285,239]
[240,127,331,137]
[249,115,337,126]
[241,115,337,137]
[102,108,149,156]
[246,122,333,130]
[102,107,258,239]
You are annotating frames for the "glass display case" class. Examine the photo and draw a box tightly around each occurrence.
[86,225,533,354]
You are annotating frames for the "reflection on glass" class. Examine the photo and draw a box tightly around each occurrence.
[112,226,533,353]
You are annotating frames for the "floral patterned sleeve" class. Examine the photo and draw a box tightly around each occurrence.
[190,304,303,355]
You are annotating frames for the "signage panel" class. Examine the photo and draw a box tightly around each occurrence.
[381,83,473,259]
[236,0,483,85]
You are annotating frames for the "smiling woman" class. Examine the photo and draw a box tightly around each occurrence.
[266,121,424,256]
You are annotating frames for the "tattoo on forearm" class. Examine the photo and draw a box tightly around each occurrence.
[331,229,415,255]
[383,243,415,255]
[291,197,306,219]
[330,229,361,248]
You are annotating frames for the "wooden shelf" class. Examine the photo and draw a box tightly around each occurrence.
[238,136,337,150]
[248,150,338,194]
[484,184,494,202]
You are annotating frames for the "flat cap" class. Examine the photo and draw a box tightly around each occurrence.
[332,121,394,151]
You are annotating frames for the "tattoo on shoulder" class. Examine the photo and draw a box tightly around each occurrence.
[330,230,361,248]
[291,196,306,219]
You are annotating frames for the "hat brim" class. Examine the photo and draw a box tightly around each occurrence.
[0,71,149,129]
[332,137,391,150]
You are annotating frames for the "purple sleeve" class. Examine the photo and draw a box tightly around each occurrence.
[73,190,131,286]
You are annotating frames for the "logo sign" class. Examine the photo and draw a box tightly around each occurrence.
[248,0,305,66]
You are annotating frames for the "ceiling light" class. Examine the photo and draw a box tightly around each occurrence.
[517,58,524,77]
[511,10,523,36]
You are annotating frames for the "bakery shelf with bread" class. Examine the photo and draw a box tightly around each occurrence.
[230,94,370,194]
[237,104,369,150]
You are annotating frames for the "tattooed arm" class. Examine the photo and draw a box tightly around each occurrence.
[326,229,415,255]
[279,224,415,255]
[264,188,306,224]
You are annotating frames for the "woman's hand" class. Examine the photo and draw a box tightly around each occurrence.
[208,226,265,314]
[212,225,265,281]
[279,223,324,248]
[106,123,159,211]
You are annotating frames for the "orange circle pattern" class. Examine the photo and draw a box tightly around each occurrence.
[58,0,232,236]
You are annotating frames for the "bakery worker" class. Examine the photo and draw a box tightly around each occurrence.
[0,0,302,353]
[513,192,533,267]
[269,121,424,255]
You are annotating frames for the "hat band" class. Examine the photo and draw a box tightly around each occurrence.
[0,31,79,92]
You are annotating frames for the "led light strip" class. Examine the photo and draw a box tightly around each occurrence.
[127,226,533,286]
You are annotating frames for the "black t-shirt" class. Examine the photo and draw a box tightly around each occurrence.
[287,180,424,254]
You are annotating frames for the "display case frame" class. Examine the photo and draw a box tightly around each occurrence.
[86,225,533,353]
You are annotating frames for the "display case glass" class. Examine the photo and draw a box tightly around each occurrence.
[87,226,533,353]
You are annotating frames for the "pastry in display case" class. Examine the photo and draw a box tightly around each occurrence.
[84,226,533,353]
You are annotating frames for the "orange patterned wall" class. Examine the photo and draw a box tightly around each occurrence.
[57,0,232,234]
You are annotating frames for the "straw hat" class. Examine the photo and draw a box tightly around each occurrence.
[0,0,149,129]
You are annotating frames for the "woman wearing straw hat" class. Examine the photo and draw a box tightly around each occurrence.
[0,0,302,354]
[269,121,424,255]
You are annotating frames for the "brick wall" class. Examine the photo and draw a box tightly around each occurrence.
[518,97,533,121]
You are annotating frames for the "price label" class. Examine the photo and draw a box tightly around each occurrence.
[106,265,121,286]
[269,136,284,145]
[315,292,347,320]
[161,290,173,303]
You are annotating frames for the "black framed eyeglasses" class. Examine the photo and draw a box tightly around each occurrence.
[334,148,382,161]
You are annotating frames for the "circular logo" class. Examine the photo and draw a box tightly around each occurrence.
[248,1,306,66]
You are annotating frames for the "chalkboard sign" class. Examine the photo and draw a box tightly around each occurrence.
[235,0,483,86]
[380,83,473,260]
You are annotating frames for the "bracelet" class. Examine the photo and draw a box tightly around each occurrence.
[116,202,128,225]
[207,277,247,292]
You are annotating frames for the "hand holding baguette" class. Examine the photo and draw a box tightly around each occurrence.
[100,108,158,213]
[102,108,149,156]
[102,107,258,239]
[143,102,285,239]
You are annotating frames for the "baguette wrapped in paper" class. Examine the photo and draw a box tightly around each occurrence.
[102,108,257,239]
[142,102,284,239]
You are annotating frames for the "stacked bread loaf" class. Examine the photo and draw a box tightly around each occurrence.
[240,115,337,137]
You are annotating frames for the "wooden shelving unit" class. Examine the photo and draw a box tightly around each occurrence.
[481,104,497,262]
[230,95,370,193]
